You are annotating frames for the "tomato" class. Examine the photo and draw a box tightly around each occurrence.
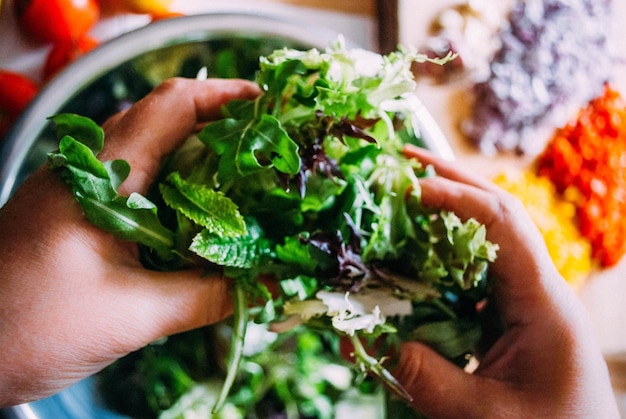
[14,0,100,43]
[0,70,39,139]
[43,36,100,80]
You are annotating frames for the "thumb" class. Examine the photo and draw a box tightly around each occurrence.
[393,342,494,419]
[109,267,234,349]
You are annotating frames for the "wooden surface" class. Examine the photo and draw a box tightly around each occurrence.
[257,0,376,17]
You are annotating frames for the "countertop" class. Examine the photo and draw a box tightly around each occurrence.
[397,0,626,359]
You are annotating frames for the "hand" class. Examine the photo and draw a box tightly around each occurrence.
[395,145,619,418]
[0,78,260,407]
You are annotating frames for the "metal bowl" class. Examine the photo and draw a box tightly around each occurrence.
[0,12,358,419]
[0,12,356,207]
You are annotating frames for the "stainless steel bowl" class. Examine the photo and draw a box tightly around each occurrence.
[0,12,356,207]
[0,12,357,419]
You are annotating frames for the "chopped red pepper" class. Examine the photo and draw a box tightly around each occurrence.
[537,84,626,267]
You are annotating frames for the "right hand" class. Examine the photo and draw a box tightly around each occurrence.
[394,145,619,418]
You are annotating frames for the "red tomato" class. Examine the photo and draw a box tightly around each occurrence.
[0,70,39,139]
[14,0,100,43]
[43,36,100,80]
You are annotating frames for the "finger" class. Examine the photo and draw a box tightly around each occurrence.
[100,78,260,194]
[111,267,234,348]
[418,175,505,228]
[404,144,499,193]
[101,109,126,132]
[393,342,507,418]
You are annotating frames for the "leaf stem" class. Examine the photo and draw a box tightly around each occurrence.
[212,281,248,413]
[349,334,413,402]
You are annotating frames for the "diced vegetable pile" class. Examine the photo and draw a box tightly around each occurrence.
[493,170,592,286]
[494,84,626,280]
[537,84,626,267]
[48,41,498,414]
[462,0,612,155]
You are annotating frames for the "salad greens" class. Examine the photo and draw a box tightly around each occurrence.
[49,39,498,415]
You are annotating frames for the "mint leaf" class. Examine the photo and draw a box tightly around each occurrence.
[189,229,269,269]
[160,172,246,238]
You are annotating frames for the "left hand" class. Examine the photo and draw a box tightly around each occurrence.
[0,78,260,407]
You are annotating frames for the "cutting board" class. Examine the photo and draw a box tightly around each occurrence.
[397,0,626,357]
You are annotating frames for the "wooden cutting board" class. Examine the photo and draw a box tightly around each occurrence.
[397,0,626,356]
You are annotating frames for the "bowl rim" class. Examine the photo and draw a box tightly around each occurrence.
[0,11,357,206]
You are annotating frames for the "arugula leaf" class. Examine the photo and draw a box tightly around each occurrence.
[199,114,300,181]
[48,116,175,260]
[49,113,105,155]
[104,160,132,192]
[49,135,119,202]
[77,193,175,255]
